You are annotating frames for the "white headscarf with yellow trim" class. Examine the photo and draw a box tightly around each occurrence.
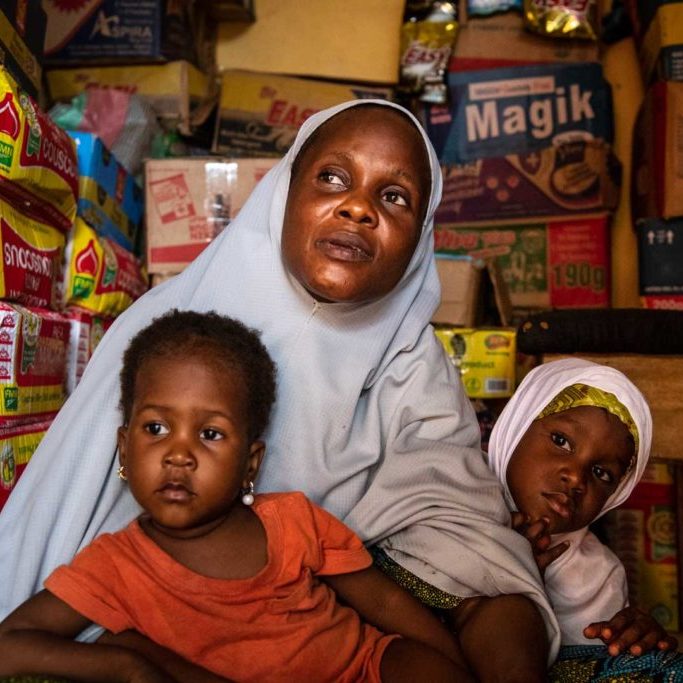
[487,358,652,645]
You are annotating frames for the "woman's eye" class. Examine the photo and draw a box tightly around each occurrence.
[592,465,614,484]
[144,422,168,436]
[319,170,345,186]
[201,428,224,441]
[550,432,571,451]
[383,189,408,207]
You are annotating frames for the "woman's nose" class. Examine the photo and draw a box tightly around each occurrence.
[335,191,378,227]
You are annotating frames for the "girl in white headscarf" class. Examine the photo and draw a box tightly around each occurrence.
[0,100,558,677]
[487,358,678,655]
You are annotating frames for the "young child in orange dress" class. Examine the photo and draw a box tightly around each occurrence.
[0,310,472,683]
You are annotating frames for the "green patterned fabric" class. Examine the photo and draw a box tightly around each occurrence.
[549,645,683,682]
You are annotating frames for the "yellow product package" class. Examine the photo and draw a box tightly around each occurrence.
[0,200,66,310]
[524,0,599,41]
[63,218,147,317]
[435,326,516,398]
[0,419,52,511]
[0,69,78,232]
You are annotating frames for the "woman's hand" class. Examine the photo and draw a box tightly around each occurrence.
[510,513,569,576]
[583,606,679,656]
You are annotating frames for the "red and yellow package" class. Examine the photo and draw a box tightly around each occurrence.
[0,69,78,232]
[524,0,599,41]
[63,218,147,317]
[0,302,70,424]
[0,201,66,310]
[0,418,53,511]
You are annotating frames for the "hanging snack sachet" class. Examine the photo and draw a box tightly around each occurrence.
[524,0,599,41]
[400,1,459,104]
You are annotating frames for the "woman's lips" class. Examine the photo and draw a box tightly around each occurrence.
[157,482,194,502]
[315,232,372,262]
[542,492,573,519]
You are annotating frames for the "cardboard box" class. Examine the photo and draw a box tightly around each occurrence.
[213,71,391,158]
[43,0,197,66]
[632,82,683,222]
[46,60,209,134]
[0,302,70,423]
[145,157,277,273]
[625,0,683,82]
[0,0,46,100]
[70,132,143,253]
[426,62,614,165]
[215,0,404,84]
[0,418,52,511]
[435,326,517,398]
[602,462,678,632]
[451,8,600,71]
[434,214,611,309]
[436,141,620,224]
[433,256,512,326]
[543,353,683,462]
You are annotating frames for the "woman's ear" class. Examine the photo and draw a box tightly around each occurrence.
[244,440,266,486]
[117,425,128,466]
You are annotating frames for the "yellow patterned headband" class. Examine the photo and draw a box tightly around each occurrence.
[537,383,639,454]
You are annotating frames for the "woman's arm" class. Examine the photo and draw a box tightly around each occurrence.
[323,565,462,663]
[0,590,166,682]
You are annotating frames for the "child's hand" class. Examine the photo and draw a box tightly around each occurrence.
[510,513,570,576]
[584,606,679,656]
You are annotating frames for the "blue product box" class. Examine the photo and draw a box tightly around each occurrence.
[43,0,196,66]
[0,0,46,99]
[426,62,614,164]
[69,131,143,253]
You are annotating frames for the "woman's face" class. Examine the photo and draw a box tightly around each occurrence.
[281,106,431,304]
[506,406,635,534]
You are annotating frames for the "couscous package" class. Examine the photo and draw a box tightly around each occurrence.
[63,218,147,317]
[0,68,78,232]
[65,308,113,394]
[0,200,66,310]
[0,302,70,423]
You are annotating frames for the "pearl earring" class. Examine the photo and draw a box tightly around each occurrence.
[117,466,127,481]
[241,481,255,506]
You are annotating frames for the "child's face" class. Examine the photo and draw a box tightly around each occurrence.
[117,354,264,537]
[281,106,431,304]
[506,406,634,534]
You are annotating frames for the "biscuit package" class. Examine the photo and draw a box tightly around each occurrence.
[0,69,78,232]
[0,201,66,310]
[0,302,70,424]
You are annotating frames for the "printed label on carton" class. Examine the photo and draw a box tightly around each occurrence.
[427,62,613,164]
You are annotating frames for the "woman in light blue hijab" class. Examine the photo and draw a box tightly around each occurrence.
[0,100,558,677]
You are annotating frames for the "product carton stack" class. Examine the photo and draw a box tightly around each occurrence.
[627,1,683,311]
[144,0,406,284]
[420,1,617,405]
[42,0,212,149]
[0,64,76,508]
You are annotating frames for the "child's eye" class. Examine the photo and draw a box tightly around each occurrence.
[319,170,345,186]
[144,422,168,436]
[550,432,571,451]
[201,428,224,441]
[383,189,408,207]
[592,465,614,484]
